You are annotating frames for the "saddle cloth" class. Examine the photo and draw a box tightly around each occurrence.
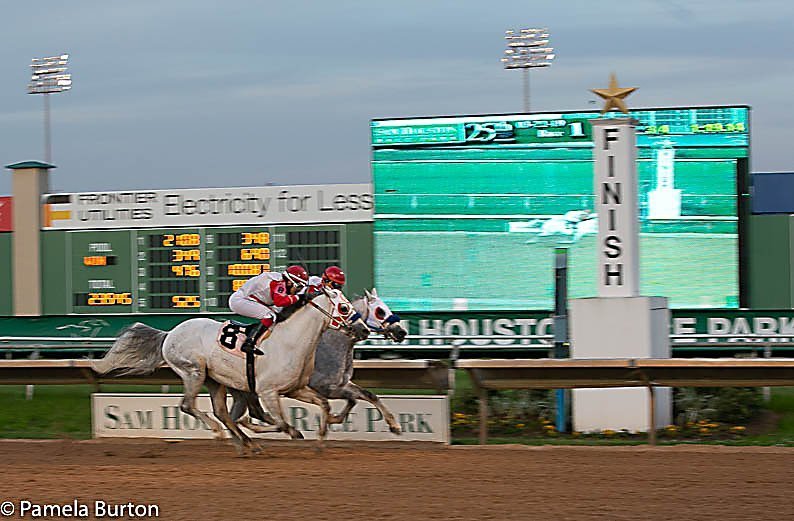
[216,320,257,359]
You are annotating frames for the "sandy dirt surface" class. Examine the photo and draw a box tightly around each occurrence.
[0,439,792,520]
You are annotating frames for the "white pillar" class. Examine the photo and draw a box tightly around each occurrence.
[570,119,671,433]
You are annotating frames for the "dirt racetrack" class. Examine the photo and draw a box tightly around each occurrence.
[0,439,792,521]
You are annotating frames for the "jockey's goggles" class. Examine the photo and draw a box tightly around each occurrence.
[324,280,343,290]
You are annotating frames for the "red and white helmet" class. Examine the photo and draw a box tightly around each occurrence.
[322,266,346,289]
[283,265,309,286]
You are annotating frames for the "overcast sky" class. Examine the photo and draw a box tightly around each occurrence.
[1,1,792,195]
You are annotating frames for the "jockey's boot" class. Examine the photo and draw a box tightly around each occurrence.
[241,318,271,355]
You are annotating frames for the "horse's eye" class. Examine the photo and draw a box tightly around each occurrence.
[374,307,386,320]
[338,303,350,315]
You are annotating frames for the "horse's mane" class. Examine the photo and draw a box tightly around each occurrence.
[277,293,365,323]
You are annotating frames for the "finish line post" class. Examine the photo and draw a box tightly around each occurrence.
[570,114,671,434]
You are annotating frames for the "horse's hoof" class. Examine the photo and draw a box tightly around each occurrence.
[389,425,402,435]
[233,445,249,457]
[293,430,305,440]
[250,443,266,455]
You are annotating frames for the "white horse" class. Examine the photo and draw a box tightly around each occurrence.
[229,288,408,438]
[92,289,369,454]
[524,211,598,243]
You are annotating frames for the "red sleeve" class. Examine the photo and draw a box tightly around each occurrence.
[269,279,299,307]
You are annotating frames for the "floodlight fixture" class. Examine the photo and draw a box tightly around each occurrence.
[502,28,555,112]
[27,54,72,163]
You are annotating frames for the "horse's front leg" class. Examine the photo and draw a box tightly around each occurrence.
[287,386,331,448]
[257,389,303,441]
[336,382,402,435]
[326,395,356,425]
[205,379,254,455]
[229,389,298,438]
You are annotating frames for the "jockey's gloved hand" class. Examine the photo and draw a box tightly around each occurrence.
[306,289,323,300]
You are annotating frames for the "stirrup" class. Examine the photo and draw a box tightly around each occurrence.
[241,341,264,356]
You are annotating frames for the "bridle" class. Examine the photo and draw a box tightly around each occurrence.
[302,285,362,334]
[362,299,402,340]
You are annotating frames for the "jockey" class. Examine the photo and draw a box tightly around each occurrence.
[308,265,346,292]
[229,264,309,354]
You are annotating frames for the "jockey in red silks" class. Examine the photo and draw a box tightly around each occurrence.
[229,265,309,354]
[307,265,346,292]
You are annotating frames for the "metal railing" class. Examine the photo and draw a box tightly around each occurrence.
[3,333,794,359]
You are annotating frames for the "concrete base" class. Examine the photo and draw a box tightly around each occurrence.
[570,296,671,432]
[573,387,672,432]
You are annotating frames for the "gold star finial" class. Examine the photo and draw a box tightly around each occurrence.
[590,73,637,115]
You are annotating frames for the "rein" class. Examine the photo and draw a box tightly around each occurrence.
[304,290,360,331]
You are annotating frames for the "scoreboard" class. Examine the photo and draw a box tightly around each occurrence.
[43,224,363,314]
[37,183,373,315]
[372,106,750,310]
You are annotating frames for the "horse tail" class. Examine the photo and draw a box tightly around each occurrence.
[91,322,168,376]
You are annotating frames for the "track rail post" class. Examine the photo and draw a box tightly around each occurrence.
[647,384,656,446]
[478,388,488,445]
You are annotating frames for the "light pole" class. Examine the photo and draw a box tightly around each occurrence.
[502,28,555,113]
[27,54,72,164]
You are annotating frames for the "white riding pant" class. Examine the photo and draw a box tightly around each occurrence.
[228,292,278,321]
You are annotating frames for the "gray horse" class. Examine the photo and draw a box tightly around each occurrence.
[229,288,407,437]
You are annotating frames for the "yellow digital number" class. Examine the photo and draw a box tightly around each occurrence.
[172,295,201,308]
[175,233,201,247]
[171,265,201,277]
[83,256,108,266]
[172,249,201,262]
[242,232,270,245]
[227,263,270,276]
[232,279,246,291]
[241,248,270,261]
[87,292,132,306]
[162,234,174,247]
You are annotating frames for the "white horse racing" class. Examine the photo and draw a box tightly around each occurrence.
[229,288,408,437]
[92,288,370,453]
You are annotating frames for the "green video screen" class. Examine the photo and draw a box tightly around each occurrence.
[372,106,749,310]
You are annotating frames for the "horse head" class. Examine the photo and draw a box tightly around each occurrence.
[313,287,370,342]
[362,288,407,343]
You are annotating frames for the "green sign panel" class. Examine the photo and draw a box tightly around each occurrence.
[2,309,793,351]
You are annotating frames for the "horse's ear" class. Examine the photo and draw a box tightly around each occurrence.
[364,289,372,301]
[371,287,378,298]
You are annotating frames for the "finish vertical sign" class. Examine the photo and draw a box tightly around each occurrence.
[592,119,639,297]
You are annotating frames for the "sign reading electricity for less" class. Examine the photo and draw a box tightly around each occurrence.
[42,184,373,230]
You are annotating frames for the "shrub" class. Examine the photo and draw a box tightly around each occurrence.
[673,387,762,425]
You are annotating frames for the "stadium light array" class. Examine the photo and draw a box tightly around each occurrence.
[502,28,555,112]
[27,54,72,163]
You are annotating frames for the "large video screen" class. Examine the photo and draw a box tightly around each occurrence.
[372,106,749,310]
